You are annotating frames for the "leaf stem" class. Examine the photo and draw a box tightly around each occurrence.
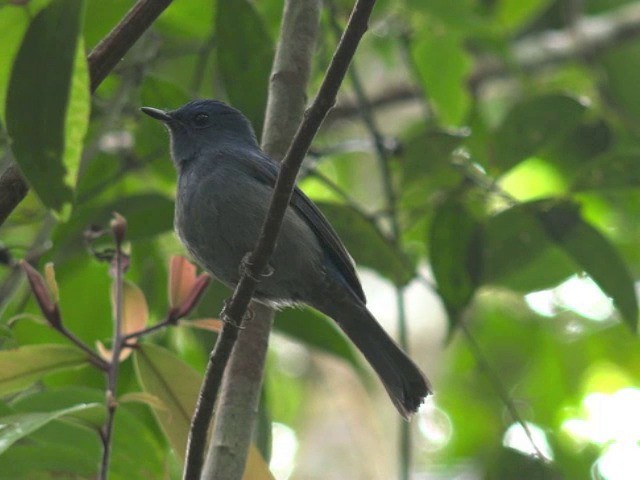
[99,238,126,480]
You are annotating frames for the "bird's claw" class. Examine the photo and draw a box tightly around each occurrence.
[220,298,252,329]
[239,253,274,281]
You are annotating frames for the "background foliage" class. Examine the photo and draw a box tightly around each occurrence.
[1,0,640,478]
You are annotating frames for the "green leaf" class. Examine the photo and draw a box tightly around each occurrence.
[156,0,216,38]
[316,201,414,286]
[0,3,45,124]
[401,128,466,190]
[54,193,175,250]
[0,344,90,395]
[5,0,86,215]
[494,0,553,32]
[600,42,640,121]
[0,403,101,455]
[412,30,472,126]
[429,197,482,326]
[482,203,578,292]
[133,344,274,479]
[10,386,106,430]
[491,95,587,172]
[216,0,273,136]
[572,151,640,191]
[133,343,201,460]
[535,200,639,330]
[543,119,613,175]
[0,443,98,479]
[62,39,91,197]
[482,199,638,327]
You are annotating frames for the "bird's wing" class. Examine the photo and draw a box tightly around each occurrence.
[246,153,366,303]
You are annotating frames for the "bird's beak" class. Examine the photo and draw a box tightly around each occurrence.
[140,107,172,122]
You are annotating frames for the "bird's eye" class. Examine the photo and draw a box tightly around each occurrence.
[193,113,209,126]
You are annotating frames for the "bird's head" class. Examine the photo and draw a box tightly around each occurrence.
[141,99,258,166]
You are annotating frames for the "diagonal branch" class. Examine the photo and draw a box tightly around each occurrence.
[201,0,321,479]
[0,0,174,228]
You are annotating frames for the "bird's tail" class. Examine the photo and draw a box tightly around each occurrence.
[319,298,431,419]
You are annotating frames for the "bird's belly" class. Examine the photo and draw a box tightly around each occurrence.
[175,189,325,305]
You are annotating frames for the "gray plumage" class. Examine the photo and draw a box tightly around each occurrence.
[141,99,431,418]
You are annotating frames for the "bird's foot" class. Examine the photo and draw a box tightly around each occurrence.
[219,298,252,329]
[239,253,274,282]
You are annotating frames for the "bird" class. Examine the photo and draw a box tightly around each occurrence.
[141,99,431,418]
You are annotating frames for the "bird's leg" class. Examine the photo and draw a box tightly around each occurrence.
[219,298,250,329]
[239,252,275,281]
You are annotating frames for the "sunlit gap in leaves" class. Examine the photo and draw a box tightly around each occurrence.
[502,422,554,461]
[525,274,615,323]
[562,387,640,480]
[416,397,452,452]
[270,422,298,480]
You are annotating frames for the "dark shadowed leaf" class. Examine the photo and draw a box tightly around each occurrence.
[0,1,54,122]
[0,344,90,395]
[491,95,587,172]
[482,203,578,292]
[535,200,639,330]
[600,42,640,122]
[6,0,86,215]
[544,119,613,175]
[53,193,175,250]
[429,197,482,328]
[216,0,273,136]
[572,151,640,191]
[401,128,466,190]
[316,202,414,286]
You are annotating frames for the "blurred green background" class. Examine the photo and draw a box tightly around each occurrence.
[1,0,640,478]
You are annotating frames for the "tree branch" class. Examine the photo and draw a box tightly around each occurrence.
[0,0,174,228]
[183,1,375,479]
[328,1,640,119]
[87,0,173,92]
[201,0,321,478]
[471,2,640,90]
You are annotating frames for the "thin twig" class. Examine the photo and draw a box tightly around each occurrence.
[460,322,549,462]
[57,324,109,371]
[182,1,377,478]
[121,317,174,343]
[326,4,412,476]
